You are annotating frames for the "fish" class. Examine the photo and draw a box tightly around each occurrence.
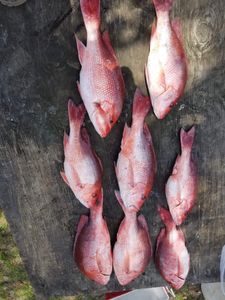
[166,127,197,225]
[113,191,152,285]
[61,99,102,209]
[74,190,112,285]
[115,88,156,212]
[76,0,125,137]
[145,0,187,119]
[155,206,190,289]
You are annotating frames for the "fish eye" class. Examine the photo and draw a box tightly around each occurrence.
[110,119,113,124]
[92,193,97,198]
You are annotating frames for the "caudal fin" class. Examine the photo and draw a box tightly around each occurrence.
[180,126,195,152]
[68,100,86,138]
[80,0,100,32]
[158,205,175,229]
[153,0,173,12]
[132,88,151,125]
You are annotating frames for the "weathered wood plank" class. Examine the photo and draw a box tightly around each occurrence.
[0,0,225,297]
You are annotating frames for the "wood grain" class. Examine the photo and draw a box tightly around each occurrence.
[0,0,225,297]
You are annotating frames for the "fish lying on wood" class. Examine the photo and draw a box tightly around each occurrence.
[74,190,112,285]
[76,0,125,137]
[113,191,152,285]
[115,88,156,212]
[145,0,187,119]
[61,100,102,209]
[166,127,197,225]
[155,206,190,289]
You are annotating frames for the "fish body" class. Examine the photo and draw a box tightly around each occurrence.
[166,127,197,225]
[61,100,102,209]
[115,88,156,212]
[146,0,187,119]
[74,191,112,285]
[76,0,125,137]
[113,191,152,285]
[155,206,190,289]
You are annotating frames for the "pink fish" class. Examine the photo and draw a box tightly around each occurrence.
[61,100,102,209]
[115,88,156,212]
[113,191,152,285]
[76,0,125,137]
[145,0,187,119]
[155,206,190,289]
[166,127,197,225]
[74,190,112,285]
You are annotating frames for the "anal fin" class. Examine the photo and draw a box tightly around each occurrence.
[75,34,86,65]
[73,215,89,254]
[138,214,151,244]
[171,18,183,42]
[60,171,69,186]
[121,124,131,149]
[102,31,116,59]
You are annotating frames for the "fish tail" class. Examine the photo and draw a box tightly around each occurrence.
[68,99,86,133]
[80,0,100,32]
[132,88,151,125]
[152,0,173,12]
[180,126,195,152]
[157,205,175,228]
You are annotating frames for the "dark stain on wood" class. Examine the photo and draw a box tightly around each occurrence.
[0,0,225,297]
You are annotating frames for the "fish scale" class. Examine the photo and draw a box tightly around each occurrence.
[113,89,155,284]
[115,88,156,212]
[61,100,102,209]
[146,0,187,119]
[155,206,190,290]
[113,191,152,285]
[166,127,197,225]
[76,0,125,137]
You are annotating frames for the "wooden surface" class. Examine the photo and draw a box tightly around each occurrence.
[0,0,225,297]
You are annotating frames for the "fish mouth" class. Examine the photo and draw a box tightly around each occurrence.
[154,108,166,120]
[98,129,108,138]
[99,272,111,285]
[100,272,111,277]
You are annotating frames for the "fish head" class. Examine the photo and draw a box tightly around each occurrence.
[93,101,118,137]
[153,101,172,119]
[122,189,147,213]
[77,183,102,209]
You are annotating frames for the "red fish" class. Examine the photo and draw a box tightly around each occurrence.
[145,0,187,119]
[115,88,156,212]
[61,100,102,209]
[113,191,152,285]
[166,127,197,225]
[74,190,112,285]
[76,0,125,137]
[155,206,190,289]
